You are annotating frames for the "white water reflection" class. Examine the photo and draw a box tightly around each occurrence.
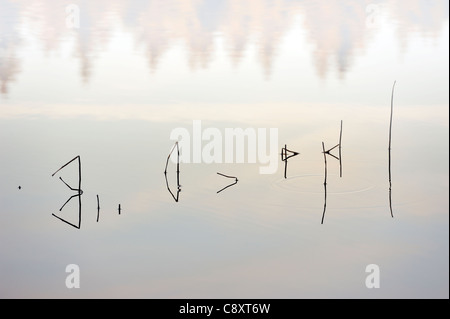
[0,0,448,95]
[0,0,21,95]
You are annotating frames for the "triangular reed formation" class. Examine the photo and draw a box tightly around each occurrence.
[51,155,82,229]
[281,145,300,179]
[217,172,238,194]
[322,120,343,178]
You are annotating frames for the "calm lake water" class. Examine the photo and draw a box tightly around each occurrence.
[0,0,448,298]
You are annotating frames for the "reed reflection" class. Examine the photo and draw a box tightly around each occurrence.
[217,172,238,194]
[281,145,300,179]
[320,121,343,224]
[51,155,82,229]
[388,81,396,218]
[164,142,181,202]
[321,142,328,225]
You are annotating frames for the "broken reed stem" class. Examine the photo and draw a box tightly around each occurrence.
[388,81,396,218]
[284,145,288,179]
[217,172,237,180]
[321,142,327,224]
[327,144,340,153]
[322,142,327,185]
[339,120,343,178]
[77,156,82,228]
[281,144,300,179]
[166,142,180,190]
[321,182,327,225]
[164,171,180,202]
[217,172,239,194]
[217,181,238,194]
[165,142,178,174]
[59,176,77,191]
[52,156,82,229]
[52,213,80,229]
[96,195,100,222]
[164,142,181,202]
[51,155,80,177]
[176,144,180,188]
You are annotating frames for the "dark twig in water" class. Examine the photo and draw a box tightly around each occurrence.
[217,172,238,194]
[217,172,237,180]
[321,142,328,225]
[322,121,343,177]
[164,142,181,202]
[339,120,343,178]
[281,144,300,179]
[320,121,343,224]
[59,176,82,193]
[165,171,181,202]
[325,149,340,161]
[164,142,179,174]
[326,143,340,153]
[52,213,80,229]
[52,156,80,177]
[58,194,81,211]
[217,181,238,194]
[51,156,82,229]
[389,81,397,218]
[96,195,100,222]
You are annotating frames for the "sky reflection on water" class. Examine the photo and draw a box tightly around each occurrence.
[0,0,448,299]
[0,0,448,95]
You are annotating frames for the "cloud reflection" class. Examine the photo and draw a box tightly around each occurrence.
[0,0,448,95]
[389,0,449,50]
[0,0,21,95]
[300,0,375,78]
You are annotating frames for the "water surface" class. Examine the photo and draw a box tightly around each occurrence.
[0,0,448,298]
